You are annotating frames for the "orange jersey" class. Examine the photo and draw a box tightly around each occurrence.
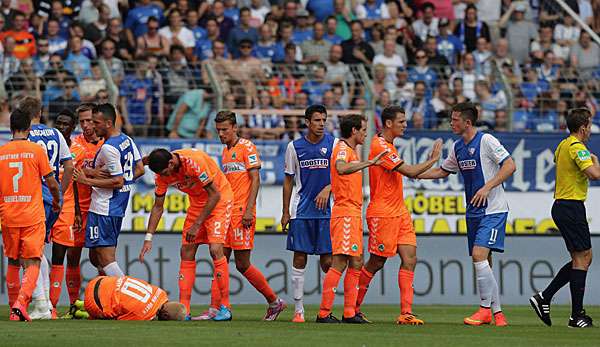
[221,139,261,216]
[0,140,53,227]
[85,276,168,320]
[155,149,233,204]
[366,135,406,218]
[330,141,362,218]
[0,31,36,59]
[71,135,104,212]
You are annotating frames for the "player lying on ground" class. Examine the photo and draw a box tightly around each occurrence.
[81,276,186,320]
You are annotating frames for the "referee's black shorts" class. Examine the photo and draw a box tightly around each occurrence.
[551,199,591,252]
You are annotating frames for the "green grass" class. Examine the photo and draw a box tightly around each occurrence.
[1,305,600,346]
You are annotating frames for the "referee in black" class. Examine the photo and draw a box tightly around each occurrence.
[530,108,600,328]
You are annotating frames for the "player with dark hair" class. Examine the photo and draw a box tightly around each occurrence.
[281,105,336,323]
[19,96,73,319]
[530,108,600,328]
[192,111,287,321]
[48,109,84,316]
[73,103,144,279]
[317,114,387,324]
[140,147,234,321]
[419,102,515,326]
[1,109,60,321]
[355,105,442,325]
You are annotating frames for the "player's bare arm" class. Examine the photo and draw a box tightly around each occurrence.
[139,194,166,261]
[314,185,331,211]
[471,157,516,207]
[61,159,74,196]
[73,183,82,231]
[396,139,443,178]
[186,182,221,243]
[73,167,125,189]
[281,174,293,232]
[243,168,260,228]
[45,173,61,213]
[583,153,600,180]
[417,167,451,180]
[133,160,145,180]
[335,149,388,175]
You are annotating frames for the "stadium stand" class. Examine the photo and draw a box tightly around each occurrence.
[0,0,597,136]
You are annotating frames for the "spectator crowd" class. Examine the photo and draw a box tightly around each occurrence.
[0,0,598,138]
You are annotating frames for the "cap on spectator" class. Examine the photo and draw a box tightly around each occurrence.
[297,8,309,17]
[515,3,527,12]
[439,18,450,27]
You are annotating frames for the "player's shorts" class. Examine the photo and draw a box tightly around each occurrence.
[466,212,507,255]
[224,215,256,250]
[330,216,363,257]
[1,222,46,259]
[182,200,232,245]
[44,200,62,241]
[367,210,416,257]
[85,212,123,248]
[51,209,85,248]
[84,276,106,319]
[286,218,332,255]
[552,199,590,252]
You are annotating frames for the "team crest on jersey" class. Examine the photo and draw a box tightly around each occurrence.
[351,244,358,252]
[248,154,258,165]
[468,147,475,156]
[231,152,237,160]
[320,147,328,156]
[378,244,385,252]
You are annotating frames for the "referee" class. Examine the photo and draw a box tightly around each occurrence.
[530,108,600,328]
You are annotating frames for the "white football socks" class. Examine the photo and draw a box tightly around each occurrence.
[292,266,305,313]
[474,260,498,309]
[103,262,124,277]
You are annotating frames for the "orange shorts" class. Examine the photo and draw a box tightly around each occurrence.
[224,215,256,250]
[367,211,416,257]
[1,222,46,259]
[182,199,232,245]
[51,210,85,248]
[330,216,363,257]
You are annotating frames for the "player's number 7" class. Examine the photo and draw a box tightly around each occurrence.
[9,161,23,193]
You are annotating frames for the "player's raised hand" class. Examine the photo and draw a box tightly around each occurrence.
[281,212,291,233]
[370,149,390,165]
[314,186,331,210]
[428,139,443,161]
[186,223,201,243]
[470,186,491,207]
[139,240,152,262]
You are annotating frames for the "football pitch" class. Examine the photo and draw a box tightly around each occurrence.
[1,305,599,346]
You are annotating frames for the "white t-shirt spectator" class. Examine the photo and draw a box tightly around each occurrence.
[159,26,195,48]
[250,6,270,25]
[373,53,404,79]
[450,70,483,100]
[477,0,501,22]
[554,24,580,44]
[412,18,439,42]
[578,0,593,24]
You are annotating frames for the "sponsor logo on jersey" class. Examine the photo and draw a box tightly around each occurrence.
[459,159,477,170]
[378,244,385,252]
[248,154,258,165]
[222,162,246,174]
[389,153,401,163]
[337,150,347,160]
[577,150,591,161]
[299,158,329,169]
[351,244,358,252]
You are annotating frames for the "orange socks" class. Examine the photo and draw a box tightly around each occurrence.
[179,260,196,314]
[49,265,64,307]
[6,264,21,307]
[344,268,360,318]
[319,268,342,318]
[213,257,230,308]
[209,279,221,309]
[66,266,82,304]
[356,267,374,311]
[399,269,414,314]
[243,265,277,304]
[17,264,40,307]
